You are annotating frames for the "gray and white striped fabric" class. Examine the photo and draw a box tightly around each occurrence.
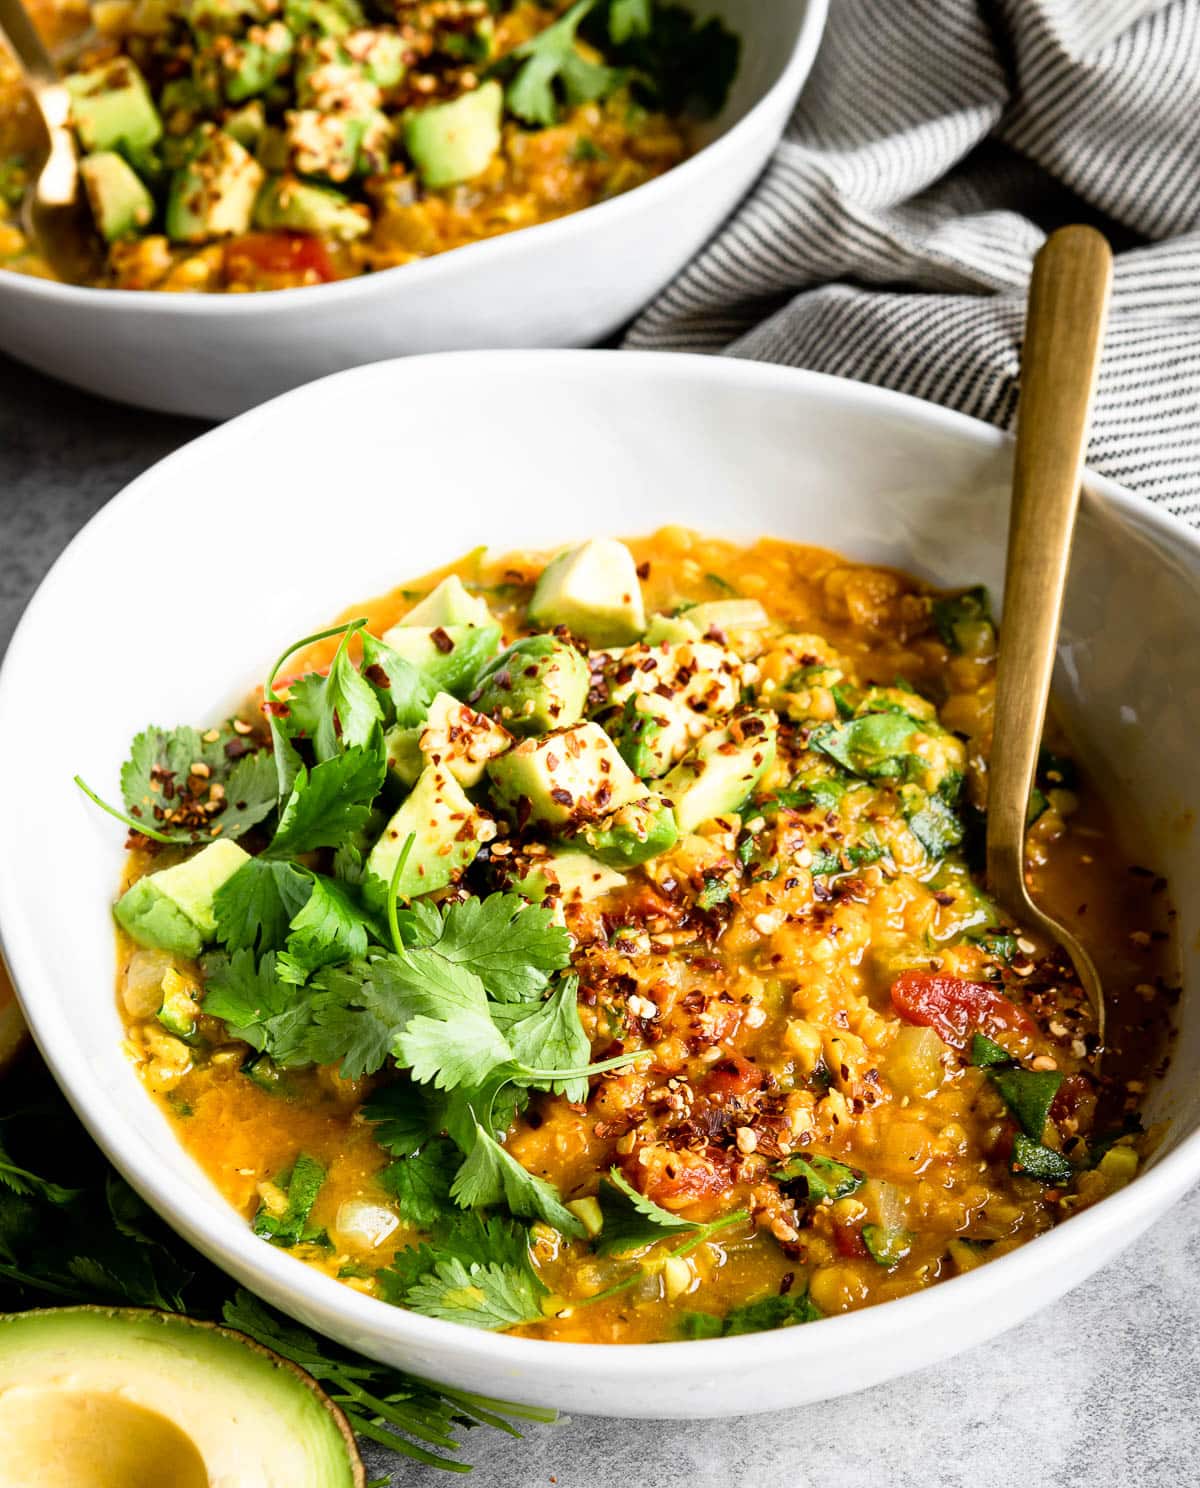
[625,0,1200,523]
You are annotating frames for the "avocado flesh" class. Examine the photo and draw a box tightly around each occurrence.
[487,722,644,829]
[114,840,250,957]
[471,635,589,736]
[541,849,627,904]
[404,79,502,188]
[0,1308,361,1488]
[400,574,495,629]
[66,60,163,155]
[661,711,778,832]
[378,621,501,698]
[529,538,647,646]
[80,152,155,241]
[254,175,368,239]
[386,692,511,789]
[166,125,264,242]
[573,796,679,868]
[365,764,493,905]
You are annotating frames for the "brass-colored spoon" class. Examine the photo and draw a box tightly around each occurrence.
[986,224,1113,1043]
[0,0,102,282]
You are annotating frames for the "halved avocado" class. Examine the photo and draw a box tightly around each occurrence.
[0,1307,364,1488]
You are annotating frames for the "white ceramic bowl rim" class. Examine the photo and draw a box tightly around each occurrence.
[0,1,827,317]
[1,349,1197,1394]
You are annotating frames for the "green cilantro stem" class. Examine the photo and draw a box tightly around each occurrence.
[264,617,368,702]
[579,1208,750,1308]
[386,833,417,955]
[73,775,175,844]
[517,1050,647,1084]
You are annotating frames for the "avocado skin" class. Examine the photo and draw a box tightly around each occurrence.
[114,878,205,959]
[471,635,590,737]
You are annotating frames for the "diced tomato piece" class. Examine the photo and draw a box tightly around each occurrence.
[702,1052,766,1100]
[223,232,336,288]
[890,971,1034,1050]
[631,1148,733,1211]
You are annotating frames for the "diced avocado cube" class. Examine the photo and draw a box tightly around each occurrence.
[540,850,627,905]
[223,99,266,150]
[285,106,392,183]
[220,21,294,102]
[344,28,407,89]
[284,0,364,36]
[165,125,264,242]
[66,60,163,155]
[387,691,511,789]
[114,840,251,958]
[80,151,155,241]
[608,692,695,780]
[384,721,424,789]
[661,711,778,832]
[644,613,698,646]
[364,765,495,906]
[294,38,382,112]
[529,538,646,646]
[470,635,589,737]
[185,0,267,33]
[404,79,502,190]
[572,796,679,869]
[157,967,201,1040]
[604,640,743,718]
[253,174,369,240]
[378,622,501,698]
[487,722,644,829]
[399,575,494,629]
[679,599,770,638]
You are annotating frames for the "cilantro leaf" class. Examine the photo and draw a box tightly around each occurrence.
[359,631,436,729]
[502,0,619,127]
[380,1138,460,1227]
[403,1255,545,1330]
[276,873,378,986]
[609,0,651,42]
[202,950,318,1066]
[266,746,384,858]
[594,1167,697,1255]
[252,1153,327,1248]
[598,3,739,118]
[362,1082,443,1158]
[451,1120,585,1237]
[0,1132,80,1206]
[681,1288,822,1339]
[120,724,278,843]
[283,627,383,763]
[213,858,311,955]
[397,1011,514,1093]
[420,895,572,1003]
[493,976,589,1102]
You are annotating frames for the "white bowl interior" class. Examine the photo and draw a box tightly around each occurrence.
[0,351,1196,1418]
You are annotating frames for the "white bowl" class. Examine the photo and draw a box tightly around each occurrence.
[0,350,1196,1419]
[0,0,824,420]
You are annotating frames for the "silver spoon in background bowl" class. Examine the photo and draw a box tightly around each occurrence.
[985,224,1113,1046]
[0,0,102,283]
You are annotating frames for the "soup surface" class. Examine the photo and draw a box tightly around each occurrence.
[109,532,1175,1343]
[0,0,733,290]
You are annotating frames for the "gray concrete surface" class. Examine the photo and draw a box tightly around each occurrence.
[2,350,1196,1488]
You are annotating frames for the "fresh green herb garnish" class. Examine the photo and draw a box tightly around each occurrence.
[500,0,618,127]
[593,1167,699,1255]
[680,1287,822,1338]
[252,1153,328,1248]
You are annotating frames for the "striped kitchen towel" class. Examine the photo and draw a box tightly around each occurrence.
[625,0,1200,523]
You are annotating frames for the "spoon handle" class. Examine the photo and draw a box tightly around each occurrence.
[986,225,1113,909]
[0,0,57,88]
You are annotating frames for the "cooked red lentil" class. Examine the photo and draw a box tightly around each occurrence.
[0,0,733,290]
[104,532,1175,1343]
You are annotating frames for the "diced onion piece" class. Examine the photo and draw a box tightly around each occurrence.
[334,1200,399,1250]
[886,1025,948,1099]
[122,947,177,1018]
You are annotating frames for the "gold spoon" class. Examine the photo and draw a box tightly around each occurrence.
[986,224,1113,1044]
[0,0,102,282]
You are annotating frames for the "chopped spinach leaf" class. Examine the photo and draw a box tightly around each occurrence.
[680,1288,821,1338]
[989,1067,1063,1141]
[1010,1135,1072,1185]
[775,1153,863,1203]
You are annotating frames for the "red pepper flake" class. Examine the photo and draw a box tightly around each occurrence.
[430,627,455,654]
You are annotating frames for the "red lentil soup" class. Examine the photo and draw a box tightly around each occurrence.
[110,532,1175,1344]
